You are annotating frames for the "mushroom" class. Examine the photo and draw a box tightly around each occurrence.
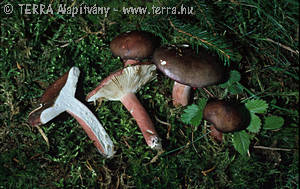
[203,100,243,141]
[28,67,115,158]
[110,31,159,66]
[86,64,162,150]
[152,47,224,107]
[209,125,223,142]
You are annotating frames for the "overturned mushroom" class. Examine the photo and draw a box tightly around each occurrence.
[28,67,115,158]
[203,100,243,142]
[152,47,224,107]
[110,31,159,66]
[86,64,162,150]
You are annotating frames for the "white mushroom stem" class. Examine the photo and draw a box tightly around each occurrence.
[67,99,114,157]
[42,97,114,157]
[121,93,161,150]
[172,81,191,107]
[31,67,114,158]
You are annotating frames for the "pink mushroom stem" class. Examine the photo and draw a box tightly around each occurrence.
[172,81,191,107]
[209,125,223,142]
[66,98,110,154]
[86,64,161,150]
[121,93,161,150]
[124,59,140,66]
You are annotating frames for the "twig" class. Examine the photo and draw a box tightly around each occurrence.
[60,34,87,47]
[191,127,202,159]
[149,149,165,164]
[154,115,171,139]
[201,165,216,176]
[99,166,112,187]
[30,153,42,160]
[95,98,104,111]
[169,19,231,60]
[161,131,211,157]
[254,145,295,152]
[60,26,104,48]
[202,87,215,98]
[122,136,132,149]
[36,125,50,149]
[193,0,214,31]
[120,173,135,188]
[85,160,95,172]
[265,38,299,55]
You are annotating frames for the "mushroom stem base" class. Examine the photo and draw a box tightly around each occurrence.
[210,125,223,142]
[121,93,162,150]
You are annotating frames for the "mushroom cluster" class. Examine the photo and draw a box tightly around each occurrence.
[104,31,163,150]
[152,46,224,107]
[103,30,245,145]
[28,30,246,158]
[150,46,245,141]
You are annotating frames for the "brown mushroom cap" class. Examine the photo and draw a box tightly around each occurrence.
[152,47,224,88]
[40,70,69,105]
[203,100,243,133]
[110,31,159,61]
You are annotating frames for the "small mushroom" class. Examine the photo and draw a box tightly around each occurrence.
[203,100,243,134]
[28,67,115,158]
[110,31,159,66]
[86,64,162,150]
[152,47,224,107]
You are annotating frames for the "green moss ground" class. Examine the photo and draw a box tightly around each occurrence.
[0,0,298,188]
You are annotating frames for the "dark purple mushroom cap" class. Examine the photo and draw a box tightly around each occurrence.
[110,31,159,61]
[203,100,243,133]
[40,71,69,105]
[152,47,224,88]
